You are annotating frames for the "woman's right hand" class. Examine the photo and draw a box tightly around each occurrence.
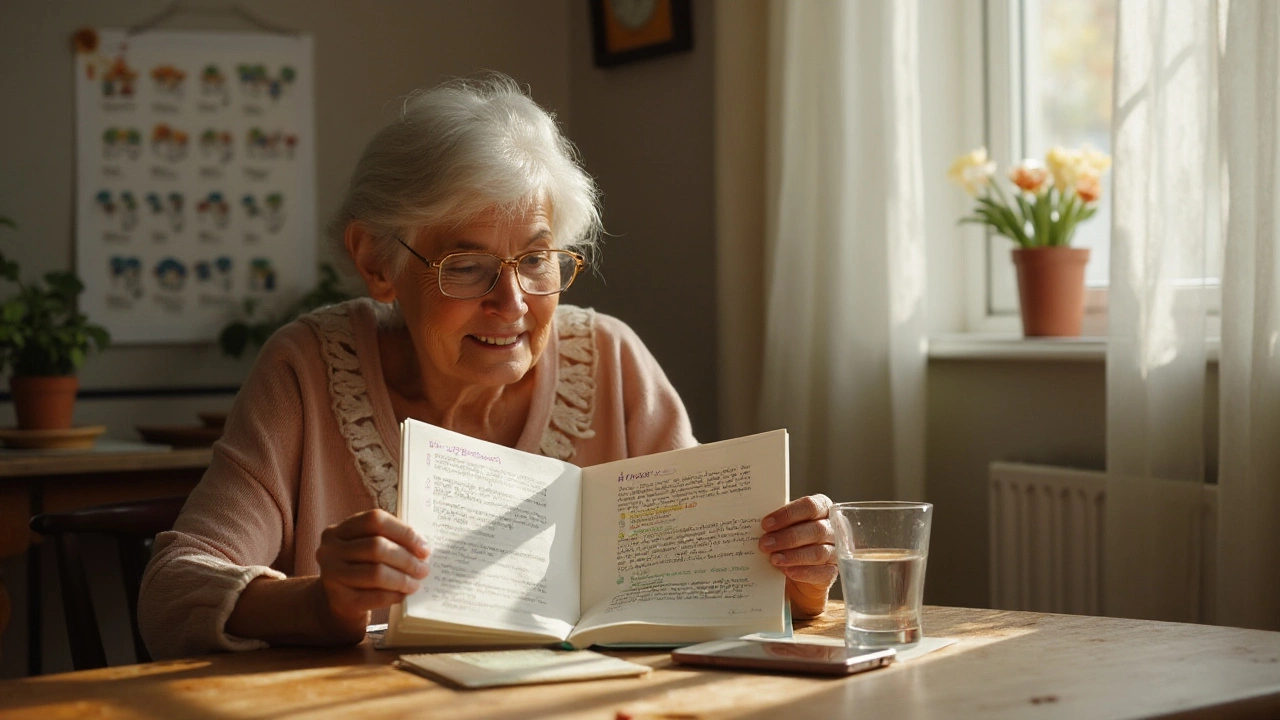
[313,509,430,639]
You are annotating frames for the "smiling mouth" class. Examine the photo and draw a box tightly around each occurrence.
[472,334,520,347]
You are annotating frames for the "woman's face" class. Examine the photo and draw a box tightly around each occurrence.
[393,202,559,392]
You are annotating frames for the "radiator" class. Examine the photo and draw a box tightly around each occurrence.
[988,462,1219,619]
[989,462,1107,615]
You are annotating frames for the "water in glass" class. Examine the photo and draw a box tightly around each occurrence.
[839,548,927,648]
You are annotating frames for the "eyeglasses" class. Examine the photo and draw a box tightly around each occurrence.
[397,239,585,300]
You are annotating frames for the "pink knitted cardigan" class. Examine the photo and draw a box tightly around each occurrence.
[139,299,696,659]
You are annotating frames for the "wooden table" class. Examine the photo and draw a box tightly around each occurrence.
[0,447,211,675]
[1,604,1278,719]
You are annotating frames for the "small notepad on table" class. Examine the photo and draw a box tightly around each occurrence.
[395,648,651,689]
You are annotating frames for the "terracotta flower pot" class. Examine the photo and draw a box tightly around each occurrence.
[1011,247,1090,337]
[9,375,79,430]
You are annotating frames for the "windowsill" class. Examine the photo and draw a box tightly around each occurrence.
[928,334,1107,362]
[928,334,1221,363]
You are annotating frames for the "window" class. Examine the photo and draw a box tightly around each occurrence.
[1023,0,1116,287]
[961,0,1221,338]
[978,0,1116,330]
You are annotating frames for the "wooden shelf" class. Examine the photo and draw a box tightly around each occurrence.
[0,447,214,479]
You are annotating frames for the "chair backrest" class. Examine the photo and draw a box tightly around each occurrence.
[29,496,187,670]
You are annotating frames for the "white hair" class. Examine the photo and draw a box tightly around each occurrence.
[330,73,602,276]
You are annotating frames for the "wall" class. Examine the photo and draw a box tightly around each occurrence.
[711,0,766,441]
[565,0,720,441]
[925,358,1220,609]
[924,359,1107,607]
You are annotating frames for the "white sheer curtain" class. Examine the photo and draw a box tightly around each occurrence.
[757,0,927,502]
[1217,0,1280,630]
[1106,0,1215,623]
[1110,0,1280,630]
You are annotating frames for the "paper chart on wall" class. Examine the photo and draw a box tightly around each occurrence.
[74,29,316,343]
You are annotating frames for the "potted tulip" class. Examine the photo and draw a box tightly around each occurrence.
[0,217,111,429]
[948,146,1112,336]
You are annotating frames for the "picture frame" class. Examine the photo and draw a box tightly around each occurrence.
[589,0,693,68]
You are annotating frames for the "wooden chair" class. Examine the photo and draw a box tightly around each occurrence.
[29,496,187,670]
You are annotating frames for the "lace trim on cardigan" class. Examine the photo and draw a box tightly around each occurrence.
[540,305,598,461]
[307,303,597,505]
[302,305,399,513]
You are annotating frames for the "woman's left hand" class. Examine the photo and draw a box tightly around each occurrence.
[759,494,838,619]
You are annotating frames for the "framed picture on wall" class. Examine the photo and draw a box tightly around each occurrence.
[589,0,693,68]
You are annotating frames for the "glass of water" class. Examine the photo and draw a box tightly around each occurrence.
[831,501,933,649]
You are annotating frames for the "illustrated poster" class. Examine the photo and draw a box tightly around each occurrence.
[74,29,316,343]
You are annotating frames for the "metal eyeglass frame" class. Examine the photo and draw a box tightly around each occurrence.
[397,239,586,299]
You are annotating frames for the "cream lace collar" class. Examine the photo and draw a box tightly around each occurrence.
[303,303,597,512]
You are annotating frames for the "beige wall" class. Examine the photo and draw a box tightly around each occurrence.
[925,360,1219,609]
[712,0,767,441]
[565,0,720,440]
[925,359,1107,607]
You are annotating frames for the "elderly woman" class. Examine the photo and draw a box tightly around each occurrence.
[139,74,836,659]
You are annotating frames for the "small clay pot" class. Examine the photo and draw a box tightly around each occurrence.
[10,375,79,430]
[1012,247,1091,337]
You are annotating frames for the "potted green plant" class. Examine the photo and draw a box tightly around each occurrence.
[217,263,350,358]
[948,145,1112,336]
[0,217,111,430]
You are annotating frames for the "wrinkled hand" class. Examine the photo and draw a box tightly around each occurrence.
[759,494,837,619]
[314,509,430,639]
